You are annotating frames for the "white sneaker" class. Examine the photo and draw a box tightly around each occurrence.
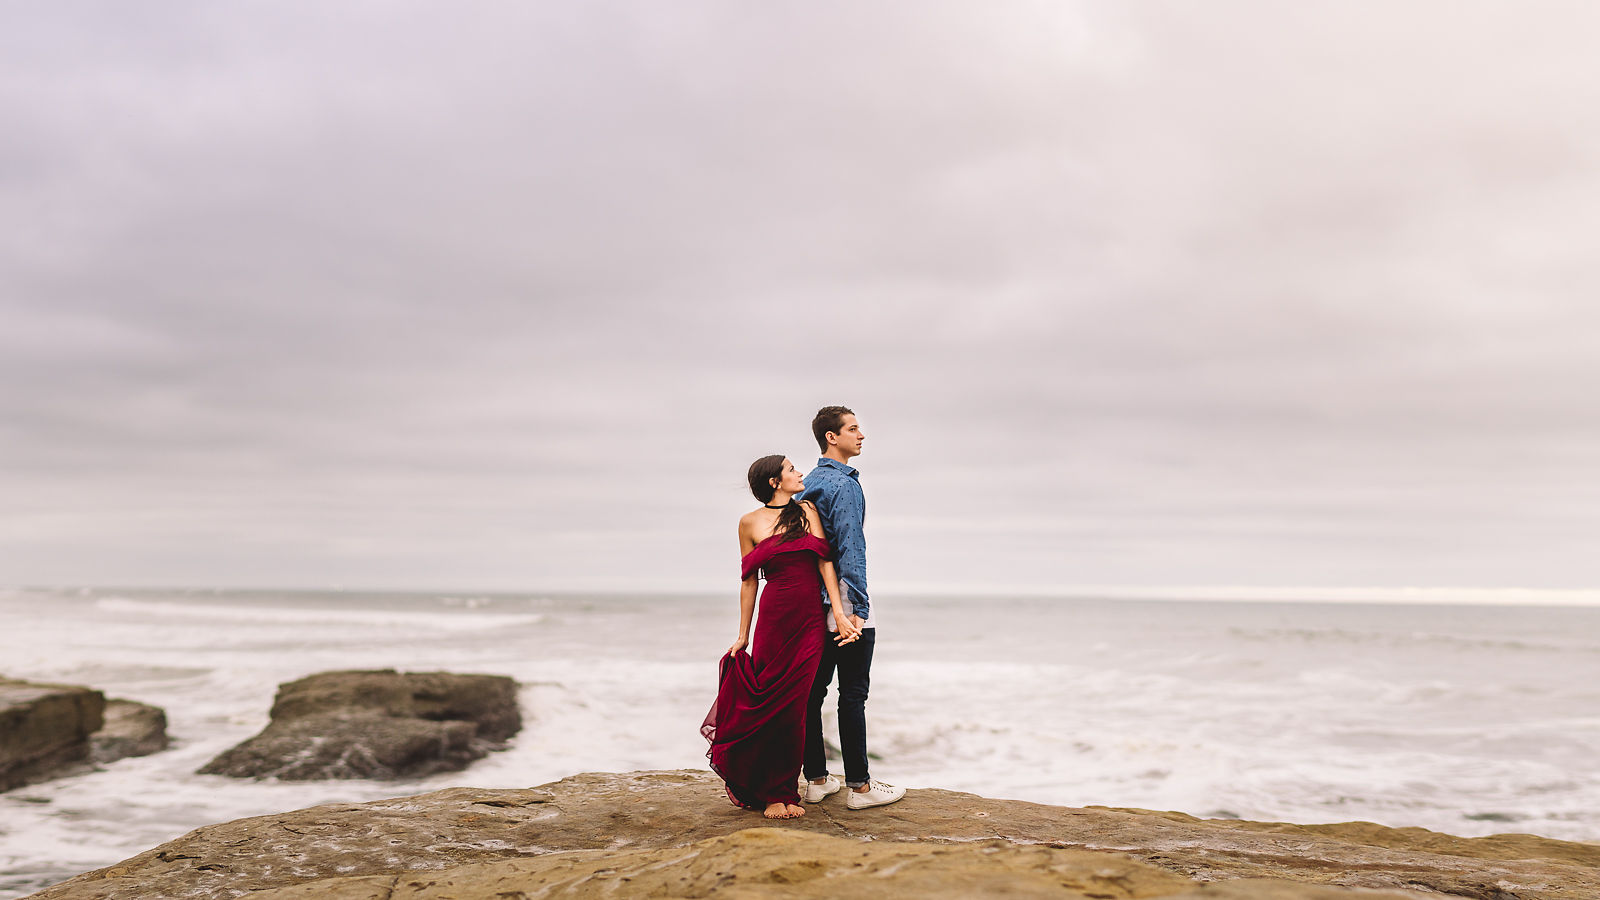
[804,774,841,803]
[845,779,906,810]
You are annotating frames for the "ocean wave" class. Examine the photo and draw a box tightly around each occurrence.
[94,597,544,632]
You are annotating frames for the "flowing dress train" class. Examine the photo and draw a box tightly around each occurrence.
[701,532,830,808]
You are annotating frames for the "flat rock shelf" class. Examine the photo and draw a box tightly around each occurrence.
[25,770,1600,899]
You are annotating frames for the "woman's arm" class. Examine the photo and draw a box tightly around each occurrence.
[729,518,758,656]
[728,575,757,656]
[814,484,870,623]
[803,502,859,645]
[818,558,859,645]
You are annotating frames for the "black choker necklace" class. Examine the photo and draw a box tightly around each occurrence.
[764,502,791,509]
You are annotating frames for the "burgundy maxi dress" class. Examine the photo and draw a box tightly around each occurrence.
[701,531,831,808]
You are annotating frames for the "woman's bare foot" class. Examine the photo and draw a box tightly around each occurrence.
[764,802,789,819]
[785,804,805,817]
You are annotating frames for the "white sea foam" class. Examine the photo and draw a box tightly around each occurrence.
[1,588,1597,899]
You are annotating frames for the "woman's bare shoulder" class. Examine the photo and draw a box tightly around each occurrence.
[799,501,825,535]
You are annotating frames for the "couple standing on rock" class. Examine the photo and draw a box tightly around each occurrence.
[701,405,907,819]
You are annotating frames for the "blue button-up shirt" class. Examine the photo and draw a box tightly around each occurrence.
[797,457,869,620]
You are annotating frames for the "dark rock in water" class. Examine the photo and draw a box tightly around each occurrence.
[89,700,169,764]
[264,668,521,742]
[0,677,105,792]
[2,677,170,789]
[24,770,1600,900]
[199,715,483,780]
[197,669,520,780]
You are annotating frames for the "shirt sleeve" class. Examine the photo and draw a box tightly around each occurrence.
[819,479,869,620]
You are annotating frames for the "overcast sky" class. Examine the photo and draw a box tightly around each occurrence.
[3,2,1598,596]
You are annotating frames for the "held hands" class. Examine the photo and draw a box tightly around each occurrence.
[833,611,863,645]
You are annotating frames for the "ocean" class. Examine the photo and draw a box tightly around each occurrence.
[2,587,1598,898]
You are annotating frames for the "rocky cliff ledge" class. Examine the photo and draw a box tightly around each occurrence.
[1,678,167,792]
[28,770,1600,899]
[0,678,104,792]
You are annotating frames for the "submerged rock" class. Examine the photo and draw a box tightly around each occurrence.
[0,678,105,792]
[196,669,520,780]
[27,770,1600,900]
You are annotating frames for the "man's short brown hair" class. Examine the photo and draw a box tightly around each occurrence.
[812,405,855,453]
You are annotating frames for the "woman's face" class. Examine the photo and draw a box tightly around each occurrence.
[775,458,805,495]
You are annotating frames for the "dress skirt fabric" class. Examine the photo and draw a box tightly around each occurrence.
[701,532,830,808]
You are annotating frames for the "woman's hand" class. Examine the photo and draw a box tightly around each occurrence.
[832,612,861,645]
[727,636,748,657]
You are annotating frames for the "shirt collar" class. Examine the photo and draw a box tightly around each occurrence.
[814,457,859,478]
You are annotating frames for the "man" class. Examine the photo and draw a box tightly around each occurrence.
[797,405,906,810]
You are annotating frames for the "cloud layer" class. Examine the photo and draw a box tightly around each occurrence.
[4,2,1598,592]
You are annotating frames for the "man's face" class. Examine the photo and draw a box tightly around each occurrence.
[830,414,865,458]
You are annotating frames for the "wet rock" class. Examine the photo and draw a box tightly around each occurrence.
[196,669,520,780]
[89,700,169,764]
[0,678,105,792]
[27,770,1600,900]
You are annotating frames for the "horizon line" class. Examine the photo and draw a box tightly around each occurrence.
[8,583,1600,607]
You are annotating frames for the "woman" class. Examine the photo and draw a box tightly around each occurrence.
[701,455,860,819]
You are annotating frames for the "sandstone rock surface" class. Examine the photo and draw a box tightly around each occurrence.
[196,670,520,780]
[89,699,169,764]
[0,678,105,792]
[203,828,1420,900]
[29,770,1600,900]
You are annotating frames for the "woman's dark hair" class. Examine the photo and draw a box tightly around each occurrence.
[812,405,855,452]
[747,454,809,542]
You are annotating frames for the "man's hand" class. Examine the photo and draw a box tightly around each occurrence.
[850,614,865,632]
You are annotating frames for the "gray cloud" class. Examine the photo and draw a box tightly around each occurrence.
[3,2,1598,593]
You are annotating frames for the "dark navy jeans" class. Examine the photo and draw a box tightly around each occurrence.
[804,627,875,788]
